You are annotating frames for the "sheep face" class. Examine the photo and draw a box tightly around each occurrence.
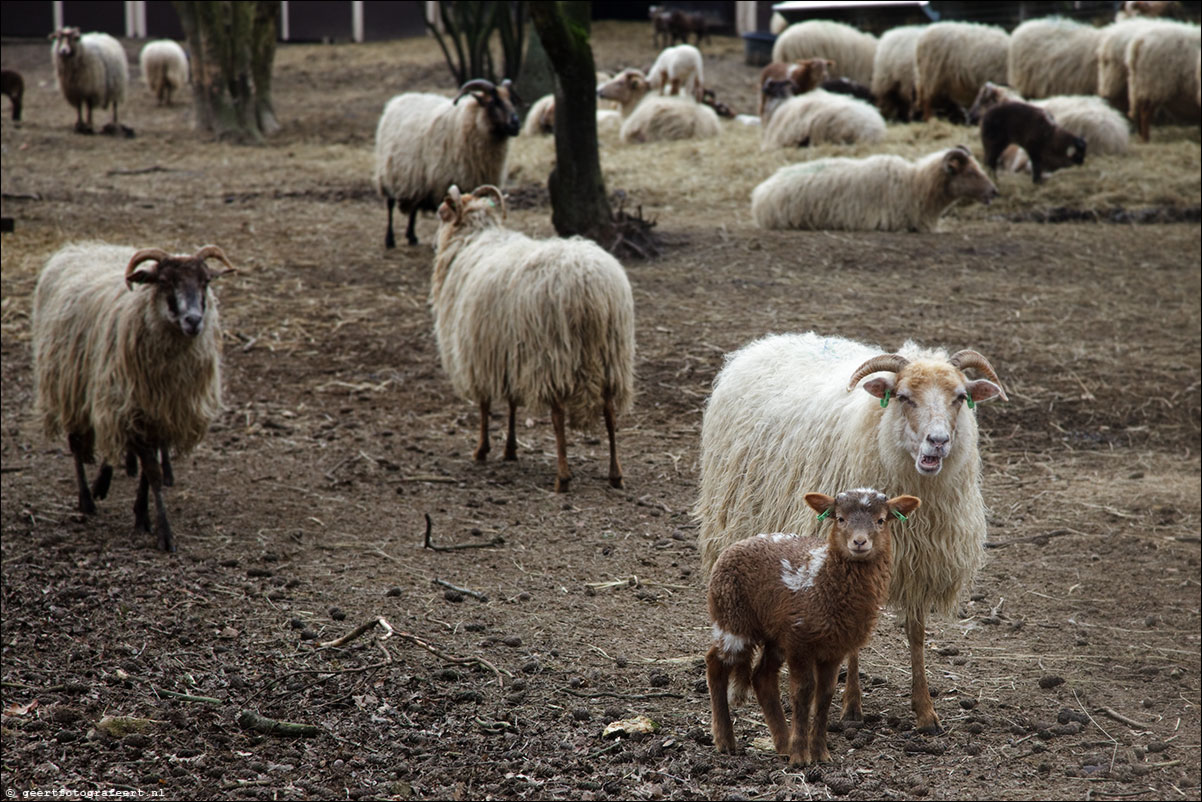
[792,58,834,92]
[966,81,1017,124]
[941,147,999,206]
[50,27,83,61]
[125,247,234,338]
[598,69,650,108]
[805,489,921,561]
[455,79,521,139]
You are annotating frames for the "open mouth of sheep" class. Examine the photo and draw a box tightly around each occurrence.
[918,453,943,473]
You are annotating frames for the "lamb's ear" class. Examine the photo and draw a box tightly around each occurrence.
[888,495,921,518]
[804,492,835,515]
[860,375,894,400]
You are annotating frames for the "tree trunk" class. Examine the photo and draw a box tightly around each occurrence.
[529,1,613,244]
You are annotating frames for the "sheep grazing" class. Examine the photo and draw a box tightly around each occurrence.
[871,25,922,122]
[707,489,921,763]
[139,39,189,106]
[431,186,635,492]
[967,82,1129,159]
[1125,20,1202,141]
[49,27,132,136]
[914,22,1010,122]
[32,243,235,552]
[696,332,1007,731]
[751,146,997,232]
[761,89,885,149]
[373,78,520,248]
[757,58,832,116]
[1,69,22,122]
[772,20,878,86]
[981,101,1086,183]
[647,44,704,102]
[1008,18,1102,99]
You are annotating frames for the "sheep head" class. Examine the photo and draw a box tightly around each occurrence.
[455,79,521,138]
[790,58,833,93]
[49,27,83,60]
[966,82,1018,125]
[847,349,1007,477]
[125,246,234,338]
[941,146,998,206]
[805,488,921,561]
[437,184,506,231]
[598,69,650,112]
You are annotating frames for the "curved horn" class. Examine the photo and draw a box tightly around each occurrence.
[847,353,910,391]
[193,245,235,273]
[473,184,507,217]
[125,248,172,285]
[949,350,1008,400]
[499,77,521,104]
[454,79,496,105]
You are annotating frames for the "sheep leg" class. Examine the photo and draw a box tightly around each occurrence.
[91,462,113,502]
[752,645,790,755]
[550,399,571,493]
[474,399,491,461]
[134,442,175,553]
[1136,102,1152,143]
[906,613,941,733]
[705,646,738,753]
[384,198,397,249]
[808,658,840,763]
[405,207,420,247]
[841,650,863,721]
[1030,156,1044,185]
[134,472,151,533]
[68,433,97,515]
[504,401,518,461]
[160,447,174,487]
[603,391,622,488]
[124,448,138,477]
[785,654,814,764]
[73,103,94,135]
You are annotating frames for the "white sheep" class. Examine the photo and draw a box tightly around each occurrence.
[373,78,520,248]
[707,488,921,764]
[139,39,189,106]
[870,25,923,121]
[647,44,704,101]
[1125,19,1202,141]
[772,20,878,85]
[761,88,885,150]
[597,68,719,144]
[1008,18,1102,99]
[696,332,1007,731]
[967,82,1129,159]
[751,146,997,233]
[914,21,1010,121]
[431,185,635,492]
[32,242,235,552]
[49,27,131,136]
[1096,18,1160,114]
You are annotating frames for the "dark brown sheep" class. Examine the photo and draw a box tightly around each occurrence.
[980,101,1086,183]
[1,69,23,121]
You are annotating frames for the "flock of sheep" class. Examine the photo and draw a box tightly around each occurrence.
[20,5,1200,769]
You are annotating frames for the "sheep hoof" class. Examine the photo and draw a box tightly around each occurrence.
[157,529,176,553]
[916,721,944,736]
[473,447,489,462]
[384,232,396,249]
[554,476,571,493]
[74,122,94,135]
[79,496,97,516]
[609,475,623,489]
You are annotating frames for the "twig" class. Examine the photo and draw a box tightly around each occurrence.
[316,616,394,649]
[106,165,177,176]
[153,687,222,704]
[401,474,459,483]
[393,630,510,689]
[433,578,489,601]
[236,709,320,737]
[1097,706,1155,731]
[422,513,504,551]
[561,688,684,700]
[985,529,1077,548]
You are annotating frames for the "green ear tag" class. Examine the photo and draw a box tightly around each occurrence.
[880,390,890,409]
[892,509,908,522]
[817,509,831,521]
[967,396,976,410]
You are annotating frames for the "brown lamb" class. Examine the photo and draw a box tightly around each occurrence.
[980,101,1086,184]
[757,58,833,115]
[706,488,921,765]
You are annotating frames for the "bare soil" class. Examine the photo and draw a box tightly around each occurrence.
[2,22,1200,802]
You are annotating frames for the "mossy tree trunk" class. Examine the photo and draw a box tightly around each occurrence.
[175,0,280,143]
[529,1,613,245]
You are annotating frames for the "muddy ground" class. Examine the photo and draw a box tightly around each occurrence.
[2,21,1200,802]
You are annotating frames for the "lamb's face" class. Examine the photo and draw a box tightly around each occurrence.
[804,489,920,561]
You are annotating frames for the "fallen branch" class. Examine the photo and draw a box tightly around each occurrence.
[401,474,459,483]
[236,709,320,738]
[434,577,489,602]
[985,529,1076,549]
[422,513,504,552]
[394,631,510,689]
[317,616,394,649]
[1096,706,1155,731]
[106,165,177,176]
[153,687,221,704]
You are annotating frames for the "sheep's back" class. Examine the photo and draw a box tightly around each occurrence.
[870,25,922,114]
[1036,95,1130,154]
[751,155,924,231]
[1126,20,1202,116]
[772,20,878,84]
[619,96,720,143]
[761,90,885,149]
[1008,18,1101,99]
[916,22,1010,110]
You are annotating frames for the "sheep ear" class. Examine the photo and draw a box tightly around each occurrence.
[438,186,462,223]
[943,149,968,174]
[966,379,1005,405]
[888,495,921,518]
[126,264,159,289]
[860,376,893,400]
[804,492,835,515]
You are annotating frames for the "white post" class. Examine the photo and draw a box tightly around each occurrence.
[280,0,291,41]
[352,0,364,43]
[53,0,63,31]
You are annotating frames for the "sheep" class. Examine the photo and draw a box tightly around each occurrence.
[32,243,235,552]
[49,27,131,136]
[139,39,189,106]
[598,67,719,143]
[980,101,1086,183]
[1007,18,1102,99]
[1117,0,1185,20]
[522,72,617,137]
[751,145,997,232]
[772,21,877,86]
[757,58,832,116]
[707,489,922,763]
[967,82,1129,159]
[648,44,704,102]
[870,25,922,122]
[1,69,23,122]
[761,89,885,149]
[373,78,520,248]
[759,78,798,125]
[1125,20,1202,141]
[431,185,635,492]
[820,77,875,104]
[696,332,1007,730]
[914,22,1010,122]
[598,68,652,119]
[1097,18,1161,114]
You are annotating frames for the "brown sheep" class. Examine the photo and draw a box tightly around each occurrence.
[757,58,833,115]
[981,101,1086,183]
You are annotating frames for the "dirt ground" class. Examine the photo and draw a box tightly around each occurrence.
[2,21,1200,802]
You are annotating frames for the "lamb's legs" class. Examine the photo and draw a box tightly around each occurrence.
[474,399,490,461]
[133,441,175,553]
[68,433,97,515]
[160,447,173,487]
[705,646,737,753]
[809,658,840,763]
[786,654,815,765]
[405,207,420,247]
[91,462,113,501]
[504,401,518,461]
[384,197,397,249]
[906,613,941,732]
[841,650,863,722]
[550,399,571,492]
[752,646,790,755]
[603,391,622,488]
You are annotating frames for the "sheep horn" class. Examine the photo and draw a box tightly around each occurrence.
[473,185,507,216]
[125,248,172,288]
[499,78,522,106]
[454,79,496,105]
[949,350,1008,400]
[847,353,910,391]
[193,245,235,275]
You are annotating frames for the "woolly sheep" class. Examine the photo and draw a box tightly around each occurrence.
[980,101,1086,183]
[1097,18,1160,114]
[871,25,922,122]
[32,243,235,552]
[373,78,520,248]
[49,27,131,136]
[139,39,189,106]
[696,332,1007,730]
[1125,19,1202,140]
[2,69,23,122]
[1008,18,1101,99]
[598,68,652,118]
[914,21,1010,122]
[967,82,1129,157]
[761,89,885,149]
[620,96,720,144]
[757,58,832,116]
[751,146,997,232]
[772,20,878,85]
[648,44,704,101]
[431,186,635,492]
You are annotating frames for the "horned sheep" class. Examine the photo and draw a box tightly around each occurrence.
[751,146,997,232]
[49,27,131,136]
[870,25,922,121]
[772,20,878,85]
[373,79,520,248]
[707,488,921,764]
[696,332,1007,730]
[431,186,635,492]
[761,88,885,149]
[32,243,235,552]
[1008,18,1102,99]
[914,21,1010,122]
[139,39,189,106]
[1125,19,1202,141]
